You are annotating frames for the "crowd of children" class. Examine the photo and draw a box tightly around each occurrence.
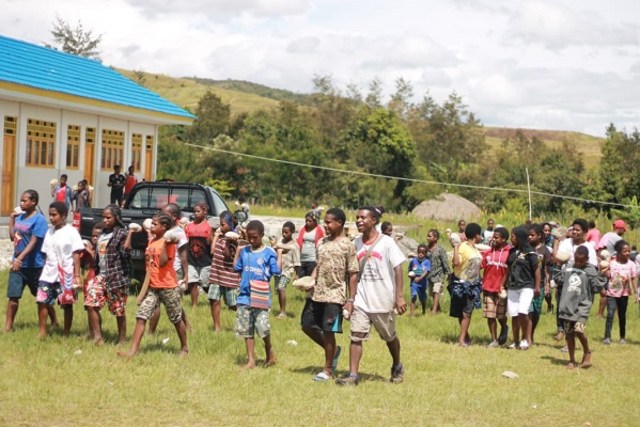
[4,189,639,380]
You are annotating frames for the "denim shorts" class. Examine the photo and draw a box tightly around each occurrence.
[7,268,42,299]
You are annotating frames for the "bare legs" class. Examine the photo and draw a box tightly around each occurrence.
[6,298,57,332]
[243,336,275,369]
[566,331,591,369]
[118,317,188,357]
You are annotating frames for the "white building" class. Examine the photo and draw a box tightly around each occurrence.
[0,34,194,216]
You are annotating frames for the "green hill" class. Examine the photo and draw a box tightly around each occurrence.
[484,127,604,169]
[117,69,281,115]
[118,69,605,168]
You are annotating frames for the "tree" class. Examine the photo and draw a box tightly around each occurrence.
[186,92,231,144]
[48,18,102,60]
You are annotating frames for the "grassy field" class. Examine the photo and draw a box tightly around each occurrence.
[2,268,640,426]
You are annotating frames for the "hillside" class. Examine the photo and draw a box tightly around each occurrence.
[117,69,605,168]
[484,127,604,169]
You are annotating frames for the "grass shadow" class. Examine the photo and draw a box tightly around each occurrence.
[289,365,387,382]
[540,355,568,366]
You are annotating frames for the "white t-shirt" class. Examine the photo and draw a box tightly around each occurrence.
[354,234,406,313]
[171,225,188,272]
[40,224,85,283]
[557,238,597,268]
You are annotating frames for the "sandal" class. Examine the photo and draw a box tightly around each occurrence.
[313,371,331,382]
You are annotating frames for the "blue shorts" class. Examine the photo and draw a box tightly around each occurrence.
[7,268,42,299]
[410,283,427,303]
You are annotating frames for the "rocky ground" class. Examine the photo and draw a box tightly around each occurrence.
[0,239,13,270]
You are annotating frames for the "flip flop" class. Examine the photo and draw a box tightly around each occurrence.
[331,346,342,372]
[313,372,331,382]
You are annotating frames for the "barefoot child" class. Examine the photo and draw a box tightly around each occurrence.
[185,201,212,307]
[554,246,607,369]
[481,227,510,347]
[409,244,430,316]
[274,221,301,318]
[85,205,134,344]
[80,222,102,338]
[528,223,551,345]
[118,213,188,357]
[36,202,84,338]
[234,220,280,368]
[5,190,58,332]
[208,211,241,332]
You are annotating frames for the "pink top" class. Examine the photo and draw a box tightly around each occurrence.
[586,228,601,246]
[607,259,636,298]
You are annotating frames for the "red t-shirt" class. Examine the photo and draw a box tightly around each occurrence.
[146,238,177,289]
[481,245,511,292]
[124,174,138,194]
[185,220,212,267]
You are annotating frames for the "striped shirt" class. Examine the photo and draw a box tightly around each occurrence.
[209,237,240,288]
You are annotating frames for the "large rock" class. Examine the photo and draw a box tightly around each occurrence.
[412,193,480,222]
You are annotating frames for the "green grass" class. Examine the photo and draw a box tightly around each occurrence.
[2,268,640,426]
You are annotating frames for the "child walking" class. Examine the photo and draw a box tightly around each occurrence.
[554,246,608,369]
[481,227,510,347]
[5,190,57,332]
[208,211,240,332]
[603,240,636,345]
[85,205,134,345]
[118,213,188,357]
[528,223,551,345]
[409,244,431,316]
[234,220,280,368]
[273,221,301,318]
[185,201,212,307]
[506,226,540,350]
[36,202,85,338]
[301,208,358,381]
[426,229,451,314]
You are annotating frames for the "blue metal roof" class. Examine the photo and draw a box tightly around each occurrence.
[0,34,194,121]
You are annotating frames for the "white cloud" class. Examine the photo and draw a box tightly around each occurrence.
[1,0,639,135]
[504,1,640,49]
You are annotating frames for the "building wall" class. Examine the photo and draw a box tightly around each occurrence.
[0,98,158,213]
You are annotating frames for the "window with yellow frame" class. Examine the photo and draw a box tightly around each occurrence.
[66,125,80,169]
[101,129,124,170]
[132,133,142,173]
[26,119,56,168]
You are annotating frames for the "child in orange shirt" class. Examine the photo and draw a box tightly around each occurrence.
[118,213,188,357]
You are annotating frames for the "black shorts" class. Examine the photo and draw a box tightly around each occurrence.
[300,299,343,333]
[299,262,316,278]
[449,294,475,319]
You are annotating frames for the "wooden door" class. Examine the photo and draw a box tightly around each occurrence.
[144,136,153,181]
[2,117,17,216]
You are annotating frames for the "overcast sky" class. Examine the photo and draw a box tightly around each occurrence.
[3,0,640,136]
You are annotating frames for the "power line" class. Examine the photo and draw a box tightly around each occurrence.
[182,141,635,209]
